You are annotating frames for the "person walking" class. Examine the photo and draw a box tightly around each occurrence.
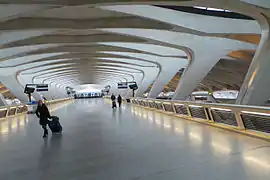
[117,95,122,107]
[111,94,117,109]
[35,100,51,138]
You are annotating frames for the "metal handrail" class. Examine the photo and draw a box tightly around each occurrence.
[132,98,270,140]
[46,98,72,106]
[141,98,270,114]
[0,98,72,119]
[0,104,28,119]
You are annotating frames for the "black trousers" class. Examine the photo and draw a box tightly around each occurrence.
[118,102,122,107]
[42,124,48,136]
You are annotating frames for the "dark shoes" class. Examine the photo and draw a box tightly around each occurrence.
[43,132,48,138]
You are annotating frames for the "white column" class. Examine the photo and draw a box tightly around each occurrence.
[0,75,29,103]
[148,60,186,98]
[148,70,175,98]
[173,55,222,100]
[236,16,270,105]
[135,68,159,97]
[0,93,7,106]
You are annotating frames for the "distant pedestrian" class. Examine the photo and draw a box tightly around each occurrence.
[111,94,117,109]
[117,95,122,107]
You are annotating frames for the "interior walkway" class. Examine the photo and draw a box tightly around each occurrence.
[0,99,269,180]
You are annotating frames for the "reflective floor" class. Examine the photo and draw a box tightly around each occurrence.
[0,99,269,180]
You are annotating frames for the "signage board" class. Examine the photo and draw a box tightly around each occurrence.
[36,84,49,92]
[118,82,128,89]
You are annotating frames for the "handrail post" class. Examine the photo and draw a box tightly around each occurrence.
[15,107,18,116]
[233,110,245,129]
[6,107,9,118]
[204,107,210,120]
[207,108,215,123]
[172,102,177,113]
[161,102,165,111]
[186,105,192,117]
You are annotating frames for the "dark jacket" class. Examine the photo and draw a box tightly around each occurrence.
[36,104,51,125]
[117,96,122,103]
[111,95,116,101]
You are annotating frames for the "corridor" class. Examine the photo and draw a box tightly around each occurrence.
[0,99,269,180]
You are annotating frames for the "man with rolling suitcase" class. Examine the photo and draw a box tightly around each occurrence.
[35,100,51,138]
[111,94,117,109]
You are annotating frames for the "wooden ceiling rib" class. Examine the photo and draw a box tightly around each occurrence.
[0,83,16,99]
[228,50,255,62]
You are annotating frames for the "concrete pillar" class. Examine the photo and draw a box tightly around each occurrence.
[236,16,270,106]
[148,61,186,98]
[173,55,222,100]
[0,93,7,106]
[135,68,159,97]
[0,75,29,103]
[148,70,176,99]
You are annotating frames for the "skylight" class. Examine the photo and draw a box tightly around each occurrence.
[193,6,231,12]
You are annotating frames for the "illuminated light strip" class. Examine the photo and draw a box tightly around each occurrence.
[241,111,270,117]
[174,103,184,106]
[0,108,7,111]
[193,6,206,9]
[163,102,172,105]
[189,105,202,108]
[211,107,232,112]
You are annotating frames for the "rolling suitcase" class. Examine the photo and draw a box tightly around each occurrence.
[112,100,117,108]
[48,116,62,133]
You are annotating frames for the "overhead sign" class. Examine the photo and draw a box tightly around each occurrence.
[129,82,138,90]
[118,82,128,89]
[24,84,36,94]
[37,84,48,88]
[24,87,35,94]
[36,84,49,92]
[36,88,49,92]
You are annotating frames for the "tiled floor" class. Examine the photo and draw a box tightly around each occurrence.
[0,99,269,180]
